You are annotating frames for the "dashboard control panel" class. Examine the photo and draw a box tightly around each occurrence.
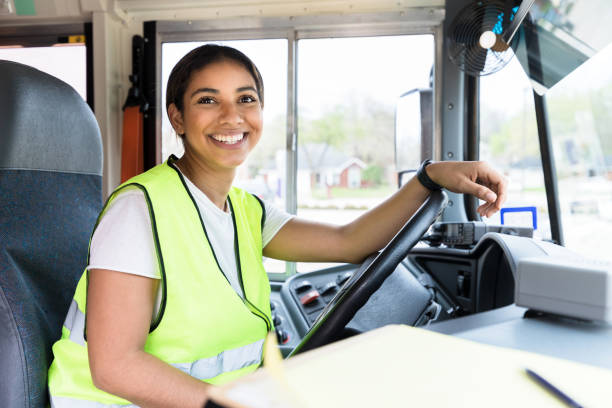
[288,269,355,324]
[270,299,290,345]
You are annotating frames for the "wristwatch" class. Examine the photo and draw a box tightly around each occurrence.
[416,159,442,191]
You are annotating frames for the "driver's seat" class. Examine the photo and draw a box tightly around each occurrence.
[0,60,103,407]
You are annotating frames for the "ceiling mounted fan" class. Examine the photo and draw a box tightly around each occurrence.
[447,0,535,76]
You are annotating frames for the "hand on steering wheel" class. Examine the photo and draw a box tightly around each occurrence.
[289,190,448,356]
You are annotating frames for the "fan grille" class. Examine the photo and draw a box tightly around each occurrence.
[447,0,520,76]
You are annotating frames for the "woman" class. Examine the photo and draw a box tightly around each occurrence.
[48,44,506,407]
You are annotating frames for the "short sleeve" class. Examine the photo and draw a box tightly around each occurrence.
[87,189,160,279]
[262,201,294,248]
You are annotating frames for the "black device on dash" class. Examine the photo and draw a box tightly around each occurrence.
[425,221,533,248]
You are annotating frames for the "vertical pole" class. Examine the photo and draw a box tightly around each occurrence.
[285,31,298,276]
[533,92,564,245]
[464,74,481,221]
[93,11,121,197]
[524,18,565,245]
[85,22,94,112]
[440,0,468,221]
[143,21,157,170]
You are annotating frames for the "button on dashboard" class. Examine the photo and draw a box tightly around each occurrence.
[276,329,289,344]
[300,289,320,306]
[294,280,313,293]
[336,271,353,286]
[320,281,339,296]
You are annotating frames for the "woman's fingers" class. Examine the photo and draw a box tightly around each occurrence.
[477,202,495,218]
[431,161,507,217]
[466,181,498,203]
[471,162,508,215]
[428,160,508,217]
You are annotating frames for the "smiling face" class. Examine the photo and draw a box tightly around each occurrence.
[168,59,263,172]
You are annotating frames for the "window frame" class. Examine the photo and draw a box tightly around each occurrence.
[0,23,93,109]
[148,11,444,278]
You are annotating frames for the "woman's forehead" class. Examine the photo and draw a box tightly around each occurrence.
[187,60,257,90]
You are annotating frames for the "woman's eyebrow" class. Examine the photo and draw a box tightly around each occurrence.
[237,86,257,93]
[190,87,218,98]
[190,86,256,98]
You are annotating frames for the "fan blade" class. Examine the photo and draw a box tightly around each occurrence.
[502,0,535,44]
[467,42,489,74]
[491,34,511,52]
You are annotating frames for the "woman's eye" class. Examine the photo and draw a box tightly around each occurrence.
[197,96,215,104]
[239,95,257,103]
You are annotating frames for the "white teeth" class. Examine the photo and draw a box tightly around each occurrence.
[210,132,245,144]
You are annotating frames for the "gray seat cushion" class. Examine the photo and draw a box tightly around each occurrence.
[0,60,103,408]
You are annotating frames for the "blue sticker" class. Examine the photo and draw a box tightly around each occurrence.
[500,206,538,230]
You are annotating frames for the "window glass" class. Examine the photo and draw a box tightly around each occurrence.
[0,45,87,99]
[161,39,287,272]
[513,0,612,95]
[296,35,434,272]
[546,42,612,261]
[480,57,551,240]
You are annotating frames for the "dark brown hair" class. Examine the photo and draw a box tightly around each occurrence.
[166,44,265,116]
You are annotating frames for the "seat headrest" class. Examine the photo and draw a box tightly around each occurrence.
[0,60,102,176]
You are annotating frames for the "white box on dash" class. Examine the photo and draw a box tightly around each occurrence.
[516,256,612,323]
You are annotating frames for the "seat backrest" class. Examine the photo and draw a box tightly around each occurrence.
[0,60,103,408]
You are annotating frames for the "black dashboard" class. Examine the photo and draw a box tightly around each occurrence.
[269,233,519,356]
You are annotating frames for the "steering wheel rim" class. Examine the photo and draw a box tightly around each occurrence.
[288,190,448,356]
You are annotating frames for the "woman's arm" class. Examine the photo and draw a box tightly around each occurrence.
[87,269,215,408]
[263,161,507,264]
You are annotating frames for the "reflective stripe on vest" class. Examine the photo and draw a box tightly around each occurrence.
[63,299,85,346]
[51,395,138,408]
[171,338,264,380]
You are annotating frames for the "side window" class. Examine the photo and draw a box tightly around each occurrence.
[296,35,434,272]
[545,43,612,261]
[0,45,87,99]
[479,58,552,241]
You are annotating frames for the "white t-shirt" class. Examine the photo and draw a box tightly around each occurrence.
[87,175,293,319]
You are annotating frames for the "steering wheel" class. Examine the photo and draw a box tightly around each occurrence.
[288,189,448,356]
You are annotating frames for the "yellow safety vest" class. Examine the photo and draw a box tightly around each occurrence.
[48,156,272,407]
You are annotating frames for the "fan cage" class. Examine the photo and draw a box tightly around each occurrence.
[447,0,521,76]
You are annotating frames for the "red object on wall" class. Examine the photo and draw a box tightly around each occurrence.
[121,105,144,182]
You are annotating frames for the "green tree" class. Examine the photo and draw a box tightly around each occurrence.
[481,80,612,177]
[299,105,350,148]
[482,105,540,166]
[362,165,384,186]
[298,92,396,181]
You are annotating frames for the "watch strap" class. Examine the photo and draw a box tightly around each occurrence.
[416,159,442,191]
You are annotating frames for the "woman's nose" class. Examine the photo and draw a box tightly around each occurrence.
[218,102,244,125]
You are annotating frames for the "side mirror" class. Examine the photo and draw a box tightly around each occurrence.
[394,88,433,189]
[397,169,416,189]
